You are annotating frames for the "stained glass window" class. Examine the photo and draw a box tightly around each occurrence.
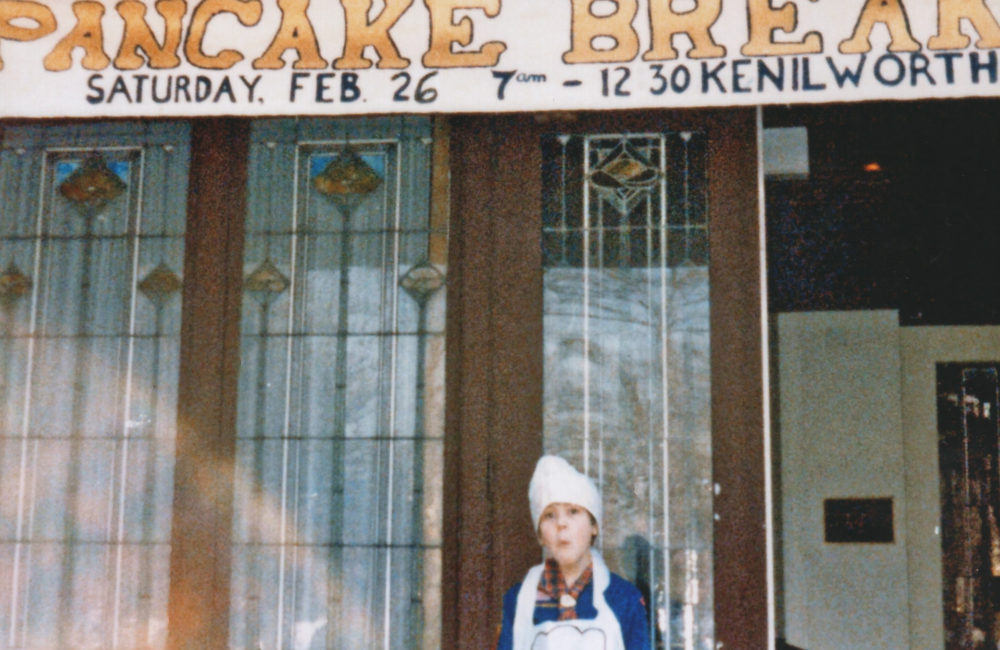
[229,118,443,649]
[542,131,713,650]
[0,123,189,649]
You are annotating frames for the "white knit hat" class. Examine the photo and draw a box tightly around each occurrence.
[529,455,602,533]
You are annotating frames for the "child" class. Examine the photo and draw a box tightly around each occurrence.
[496,455,652,650]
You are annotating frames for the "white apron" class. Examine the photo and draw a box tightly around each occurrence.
[511,551,626,650]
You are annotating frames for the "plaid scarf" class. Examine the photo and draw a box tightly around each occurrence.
[537,558,593,621]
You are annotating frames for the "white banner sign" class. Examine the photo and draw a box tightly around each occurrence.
[2,0,1000,117]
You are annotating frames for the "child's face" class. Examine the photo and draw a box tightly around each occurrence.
[537,502,597,576]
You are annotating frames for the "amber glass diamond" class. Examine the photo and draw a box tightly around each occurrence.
[400,261,445,302]
[245,259,290,304]
[138,263,182,304]
[58,153,127,216]
[589,141,660,215]
[0,263,31,300]
[313,149,382,208]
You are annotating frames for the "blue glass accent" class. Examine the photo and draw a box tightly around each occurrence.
[55,159,130,184]
[55,161,77,184]
[310,152,384,179]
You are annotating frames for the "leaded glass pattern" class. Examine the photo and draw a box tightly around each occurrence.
[230,118,443,650]
[542,132,713,650]
[542,132,708,268]
[0,123,190,649]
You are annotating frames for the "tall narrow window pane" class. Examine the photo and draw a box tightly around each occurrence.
[0,123,189,649]
[542,132,713,650]
[230,118,444,649]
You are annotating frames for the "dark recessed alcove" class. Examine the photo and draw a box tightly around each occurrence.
[765,99,1000,325]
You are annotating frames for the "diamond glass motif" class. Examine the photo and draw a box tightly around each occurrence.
[245,259,290,305]
[312,148,382,210]
[0,263,31,302]
[138,263,182,304]
[589,140,660,215]
[58,153,127,217]
[400,261,446,303]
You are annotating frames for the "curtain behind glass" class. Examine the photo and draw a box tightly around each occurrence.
[542,132,713,650]
[230,118,444,650]
[0,123,189,649]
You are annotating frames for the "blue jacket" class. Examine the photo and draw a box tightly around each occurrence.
[496,571,652,650]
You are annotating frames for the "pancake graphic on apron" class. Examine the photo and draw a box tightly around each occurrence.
[530,623,607,650]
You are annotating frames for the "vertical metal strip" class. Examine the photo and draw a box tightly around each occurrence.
[327,151,354,650]
[595,144,606,500]
[677,132,693,650]
[21,148,46,648]
[368,142,385,648]
[112,147,147,648]
[408,129,425,649]
[421,120,446,649]
[0,148,15,530]
[558,136,569,269]
[249,299,269,645]
[581,138,592,474]
[277,138,298,650]
[58,175,95,649]
[682,134,691,264]
[250,136,280,643]
[383,137,404,650]
[658,133,672,650]
[275,304,290,650]
[10,146,42,649]
[756,106,777,650]
[136,144,172,647]
[272,134,302,648]
[410,286,430,650]
[0,149,12,451]
[642,138,659,648]
[136,294,163,642]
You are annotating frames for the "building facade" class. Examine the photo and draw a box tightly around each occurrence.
[2,2,999,648]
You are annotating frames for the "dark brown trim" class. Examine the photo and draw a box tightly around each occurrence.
[168,118,249,650]
[443,115,546,648]
[707,108,768,650]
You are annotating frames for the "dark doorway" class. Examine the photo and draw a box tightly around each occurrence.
[765,99,1000,326]
[937,363,1000,648]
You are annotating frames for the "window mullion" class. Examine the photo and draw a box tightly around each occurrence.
[167,118,249,650]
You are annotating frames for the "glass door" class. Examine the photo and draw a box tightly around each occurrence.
[443,110,766,649]
[541,131,712,649]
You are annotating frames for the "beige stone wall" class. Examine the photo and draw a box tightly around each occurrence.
[777,311,1000,649]
[777,311,909,650]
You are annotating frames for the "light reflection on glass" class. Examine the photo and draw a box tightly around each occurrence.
[0,124,189,649]
[230,118,443,649]
[543,132,713,650]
